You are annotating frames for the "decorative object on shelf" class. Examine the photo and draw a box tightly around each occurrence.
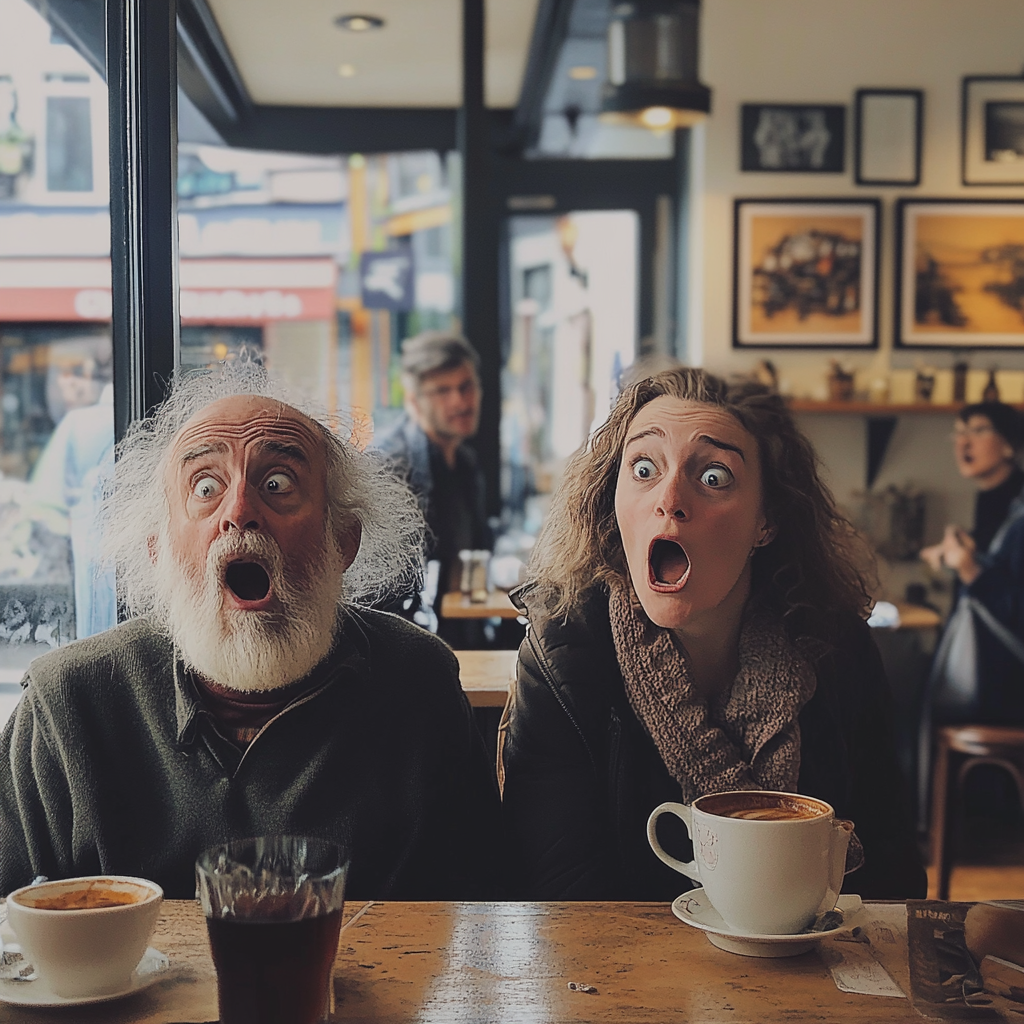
[914,363,936,402]
[740,104,845,172]
[961,76,1024,186]
[854,89,923,187]
[751,359,778,390]
[733,197,880,349]
[855,484,927,562]
[983,368,1000,401]
[827,360,854,401]
[952,358,969,402]
[894,198,1024,349]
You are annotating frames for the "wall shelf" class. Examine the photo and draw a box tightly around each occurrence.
[787,401,957,487]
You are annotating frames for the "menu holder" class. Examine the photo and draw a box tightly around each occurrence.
[907,900,1024,1021]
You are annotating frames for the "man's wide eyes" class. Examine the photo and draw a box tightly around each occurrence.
[192,476,222,498]
[264,472,294,494]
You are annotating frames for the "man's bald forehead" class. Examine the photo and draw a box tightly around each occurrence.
[167,394,330,473]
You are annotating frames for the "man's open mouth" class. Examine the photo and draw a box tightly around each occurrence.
[648,538,690,592]
[224,561,272,602]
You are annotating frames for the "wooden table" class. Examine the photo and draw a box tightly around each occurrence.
[441,589,520,619]
[455,649,516,707]
[892,601,942,630]
[0,900,921,1024]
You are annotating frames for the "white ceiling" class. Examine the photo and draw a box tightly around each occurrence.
[206,0,541,108]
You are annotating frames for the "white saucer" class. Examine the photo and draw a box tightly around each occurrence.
[671,888,865,958]
[0,946,169,1007]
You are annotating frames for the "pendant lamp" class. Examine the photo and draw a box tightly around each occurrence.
[600,0,711,130]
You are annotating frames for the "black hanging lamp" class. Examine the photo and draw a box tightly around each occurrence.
[600,0,711,131]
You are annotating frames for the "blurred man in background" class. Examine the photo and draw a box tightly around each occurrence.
[375,331,491,639]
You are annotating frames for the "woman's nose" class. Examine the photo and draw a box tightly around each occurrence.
[654,474,688,520]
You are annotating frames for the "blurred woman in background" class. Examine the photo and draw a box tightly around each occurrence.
[500,368,924,902]
[920,401,1024,726]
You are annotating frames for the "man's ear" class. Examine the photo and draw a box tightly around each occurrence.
[403,388,421,426]
[756,523,777,548]
[337,520,362,573]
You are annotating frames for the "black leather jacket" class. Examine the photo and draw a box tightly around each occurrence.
[500,582,926,902]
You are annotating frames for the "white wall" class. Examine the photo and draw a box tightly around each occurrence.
[694,0,1024,588]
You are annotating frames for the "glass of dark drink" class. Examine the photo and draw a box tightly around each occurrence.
[196,836,349,1024]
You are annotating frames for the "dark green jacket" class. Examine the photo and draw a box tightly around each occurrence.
[501,583,927,902]
[0,608,501,900]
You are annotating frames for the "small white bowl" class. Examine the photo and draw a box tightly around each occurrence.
[6,875,163,999]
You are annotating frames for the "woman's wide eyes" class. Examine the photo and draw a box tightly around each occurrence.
[700,466,734,488]
[632,458,657,480]
[192,476,222,499]
[264,472,294,494]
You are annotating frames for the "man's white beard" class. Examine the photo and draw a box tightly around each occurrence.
[156,527,345,693]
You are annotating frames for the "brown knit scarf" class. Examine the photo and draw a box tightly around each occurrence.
[608,578,817,804]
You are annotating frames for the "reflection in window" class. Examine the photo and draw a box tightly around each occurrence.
[46,95,92,191]
[0,0,112,709]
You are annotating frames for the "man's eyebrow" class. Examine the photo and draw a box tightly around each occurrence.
[696,434,746,461]
[180,442,227,464]
[258,440,311,465]
[625,426,665,446]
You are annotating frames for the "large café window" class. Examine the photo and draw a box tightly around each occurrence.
[0,0,112,721]
[176,144,458,446]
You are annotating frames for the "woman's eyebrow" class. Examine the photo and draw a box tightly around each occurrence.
[695,434,745,461]
[625,426,665,446]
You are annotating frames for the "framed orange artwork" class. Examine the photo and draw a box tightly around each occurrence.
[896,198,1024,349]
[732,198,880,348]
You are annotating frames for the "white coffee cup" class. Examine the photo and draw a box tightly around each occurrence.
[647,790,853,935]
[6,875,163,998]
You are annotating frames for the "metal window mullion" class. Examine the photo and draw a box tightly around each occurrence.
[108,0,180,444]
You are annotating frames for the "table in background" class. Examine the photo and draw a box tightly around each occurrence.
[455,649,515,707]
[441,589,519,619]
[892,602,942,630]
[0,900,921,1024]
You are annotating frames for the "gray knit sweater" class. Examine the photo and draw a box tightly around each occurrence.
[0,608,501,899]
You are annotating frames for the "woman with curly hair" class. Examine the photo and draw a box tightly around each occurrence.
[500,367,925,901]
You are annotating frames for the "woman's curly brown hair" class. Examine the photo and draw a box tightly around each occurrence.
[528,367,874,640]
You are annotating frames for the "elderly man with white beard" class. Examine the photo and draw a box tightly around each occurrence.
[0,365,501,900]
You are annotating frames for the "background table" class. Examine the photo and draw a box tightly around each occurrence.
[0,900,920,1024]
[455,649,515,707]
[441,589,520,619]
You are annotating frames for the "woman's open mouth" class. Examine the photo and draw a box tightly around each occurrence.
[224,561,273,607]
[648,537,690,592]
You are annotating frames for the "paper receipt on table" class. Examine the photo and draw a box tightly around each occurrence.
[818,904,908,998]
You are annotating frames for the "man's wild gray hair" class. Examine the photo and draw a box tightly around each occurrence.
[102,359,425,618]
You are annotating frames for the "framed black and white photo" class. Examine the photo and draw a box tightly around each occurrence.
[962,76,1024,185]
[895,198,1024,348]
[733,197,880,349]
[854,89,923,186]
[740,104,845,173]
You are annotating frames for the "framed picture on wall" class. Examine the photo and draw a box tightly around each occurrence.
[733,197,880,349]
[854,89,923,186]
[895,198,1024,348]
[740,104,845,172]
[962,76,1024,185]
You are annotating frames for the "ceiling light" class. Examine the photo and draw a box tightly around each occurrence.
[640,106,673,129]
[600,0,711,131]
[335,14,385,31]
[337,63,357,77]
[568,65,598,81]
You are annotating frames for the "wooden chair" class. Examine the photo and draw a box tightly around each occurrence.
[930,724,1024,899]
